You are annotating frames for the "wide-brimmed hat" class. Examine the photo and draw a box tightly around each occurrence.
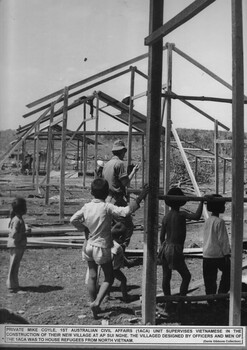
[112,139,127,152]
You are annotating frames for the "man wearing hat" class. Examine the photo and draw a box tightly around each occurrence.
[103,139,139,250]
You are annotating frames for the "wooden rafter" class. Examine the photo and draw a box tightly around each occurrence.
[145,0,216,45]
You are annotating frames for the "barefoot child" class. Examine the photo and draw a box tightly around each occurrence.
[159,187,203,312]
[110,222,131,302]
[6,197,28,293]
[70,178,148,318]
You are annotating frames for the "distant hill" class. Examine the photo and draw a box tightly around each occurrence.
[0,127,235,159]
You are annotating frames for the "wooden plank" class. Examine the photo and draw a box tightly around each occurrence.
[164,44,173,215]
[26,47,168,109]
[59,87,69,220]
[45,107,54,204]
[35,125,40,193]
[171,91,230,131]
[145,0,215,45]
[214,120,219,193]
[163,92,247,104]
[229,0,244,326]
[171,125,209,219]
[23,68,132,119]
[158,292,247,303]
[142,0,164,326]
[223,159,227,194]
[94,94,99,174]
[19,96,94,133]
[135,67,148,80]
[127,67,135,168]
[0,209,9,216]
[0,94,64,168]
[83,103,87,188]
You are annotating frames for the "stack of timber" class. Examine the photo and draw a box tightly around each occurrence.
[0,218,84,248]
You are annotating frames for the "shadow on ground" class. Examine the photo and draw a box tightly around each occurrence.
[21,285,63,293]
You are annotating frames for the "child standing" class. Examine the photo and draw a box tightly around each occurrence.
[70,178,148,318]
[6,197,28,293]
[203,194,231,302]
[110,222,131,302]
[159,187,203,311]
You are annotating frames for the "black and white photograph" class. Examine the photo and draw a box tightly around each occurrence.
[0,0,247,348]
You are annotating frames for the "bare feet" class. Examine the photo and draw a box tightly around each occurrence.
[90,302,100,319]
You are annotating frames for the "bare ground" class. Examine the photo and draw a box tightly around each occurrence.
[0,172,247,326]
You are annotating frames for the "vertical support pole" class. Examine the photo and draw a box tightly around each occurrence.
[142,0,163,325]
[59,87,68,221]
[45,106,54,205]
[161,97,167,192]
[214,120,219,194]
[77,140,79,171]
[83,102,87,187]
[51,135,54,166]
[164,43,173,214]
[195,156,198,181]
[229,0,244,326]
[35,125,40,193]
[21,141,26,174]
[223,159,227,194]
[161,134,165,190]
[127,67,135,167]
[17,147,20,164]
[32,136,36,184]
[94,93,99,176]
[142,134,145,187]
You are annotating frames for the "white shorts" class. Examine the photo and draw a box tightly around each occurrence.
[83,242,111,265]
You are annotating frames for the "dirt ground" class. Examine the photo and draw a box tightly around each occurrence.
[1,172,247,327]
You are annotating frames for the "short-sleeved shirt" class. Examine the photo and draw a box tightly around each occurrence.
[203,215,230,258]
[70,199,138,248]
[102,156,128,197]
[7,215,27,248]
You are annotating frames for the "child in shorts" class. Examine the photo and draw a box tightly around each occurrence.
[159,187,203,312]
[6,197,28,293]
[70,178,148,318]
[203,194,231,303]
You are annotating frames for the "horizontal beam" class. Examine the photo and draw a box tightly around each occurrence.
[145,0,216,45]
[163,92,247,104]
[159,195,247,202]
[23,68,131,119]
[26,46,168,109]
[128,189,247,202]
[173,46,247,100]
[172,92,230,131]
[160,292,247,302]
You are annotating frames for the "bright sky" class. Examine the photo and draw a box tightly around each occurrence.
[0,0,246,132]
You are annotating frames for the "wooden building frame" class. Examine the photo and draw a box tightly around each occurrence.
[144,0,245,326]
[0,0,245,327]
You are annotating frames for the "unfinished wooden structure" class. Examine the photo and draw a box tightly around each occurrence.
[0,0,245,328]
[144,0,245,327]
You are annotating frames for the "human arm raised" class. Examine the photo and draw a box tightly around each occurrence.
[181,200,204,221]
[120,164,139,187]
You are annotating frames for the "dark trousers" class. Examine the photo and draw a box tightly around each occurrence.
[203,257,230,295]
